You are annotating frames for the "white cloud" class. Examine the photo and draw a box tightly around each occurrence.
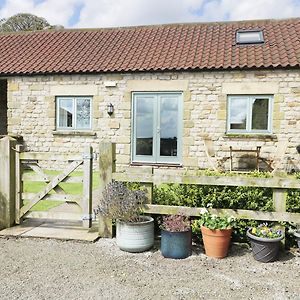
[0,0,299,29]
[0,0,81,27]
[76,0,205,28]
[201,0,300,22]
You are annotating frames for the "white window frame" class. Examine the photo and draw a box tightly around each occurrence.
[131,92,183,164]
[236,29,264,44]
[227,95,273,134]
[56,96,92,131]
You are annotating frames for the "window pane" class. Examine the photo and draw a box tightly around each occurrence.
[251,98,269,130]
[237,31,263,43]
[76,98,91,129]
[59,99,73,128]
[160,97,178,156]
[229,98,247,130]
[136,97,154,156]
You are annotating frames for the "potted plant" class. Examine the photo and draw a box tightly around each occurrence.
[292,224,300,250]
[94,181,154,253]
[192,208,235,259]
[160,214,191,259]
[247,223,284,263]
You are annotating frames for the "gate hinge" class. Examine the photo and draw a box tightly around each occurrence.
[81,214,95,221]
[82,153,98,160]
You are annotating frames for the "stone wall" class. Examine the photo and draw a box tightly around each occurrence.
[6,69,300,172]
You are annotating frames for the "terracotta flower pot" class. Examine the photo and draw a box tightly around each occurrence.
[201,226,232,259]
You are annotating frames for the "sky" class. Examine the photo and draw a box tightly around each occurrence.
[0,0,299,28]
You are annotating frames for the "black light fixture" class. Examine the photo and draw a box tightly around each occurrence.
[296,145,300,154]
[107,103,114,116]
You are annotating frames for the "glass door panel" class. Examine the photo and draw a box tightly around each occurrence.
[135,96,154,156]
[159,96,178,157]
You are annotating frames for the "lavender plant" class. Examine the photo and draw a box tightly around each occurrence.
[94,181,148,222]
[161,214,191,232]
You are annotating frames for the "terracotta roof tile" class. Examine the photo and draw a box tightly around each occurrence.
[0,18,299,75]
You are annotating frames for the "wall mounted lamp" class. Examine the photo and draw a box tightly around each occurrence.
[107,103,114,116]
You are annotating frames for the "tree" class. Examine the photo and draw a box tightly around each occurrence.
[0,13,62,32]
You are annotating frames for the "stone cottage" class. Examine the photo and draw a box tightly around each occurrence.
[0,18,299,172]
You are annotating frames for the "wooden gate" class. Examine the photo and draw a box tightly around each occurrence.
[15,145,93,228]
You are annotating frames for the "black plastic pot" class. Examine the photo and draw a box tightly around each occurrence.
[161,229,191,259]
[294,231,300,249]
[247,229,283,263]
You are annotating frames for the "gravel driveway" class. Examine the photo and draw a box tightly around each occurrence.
[0,237,299,300]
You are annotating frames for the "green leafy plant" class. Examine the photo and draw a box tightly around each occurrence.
[249,223,283,238]
[160,214,190,232]
[94,181,148,222]
[192,207,236,231]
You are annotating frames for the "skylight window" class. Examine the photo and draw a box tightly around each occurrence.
[236,30,264,44]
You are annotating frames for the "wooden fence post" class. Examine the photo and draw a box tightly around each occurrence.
[273,188,287,246]
[15,144,23,224]
[0,136,17,229]
[82,146,93,228]
[98,143,115,237]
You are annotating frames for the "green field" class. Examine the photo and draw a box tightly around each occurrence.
[23,170,100,211]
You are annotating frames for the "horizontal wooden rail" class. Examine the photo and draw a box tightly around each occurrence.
[113,172,300,189]
[20,152,83,161]
[22,193,81,203]
[144,204,300,223]
[26,211,83,221]
[22,174,83,183]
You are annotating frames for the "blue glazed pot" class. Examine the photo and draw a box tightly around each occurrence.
[161,229,191,259]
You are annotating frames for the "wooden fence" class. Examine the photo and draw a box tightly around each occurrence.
[98,143,300,237]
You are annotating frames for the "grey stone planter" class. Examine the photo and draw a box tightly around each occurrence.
[294,231,300,249]
[116,216,154,253]
[247,229,283,263]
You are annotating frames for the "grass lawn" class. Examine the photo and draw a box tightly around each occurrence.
[23,170,100,211]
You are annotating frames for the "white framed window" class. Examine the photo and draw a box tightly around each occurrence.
[236,30,264,44]
[56,96,92,130]
[227,95,273,134]
[132,92,182,164]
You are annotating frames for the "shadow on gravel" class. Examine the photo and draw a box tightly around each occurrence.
[277,250,296,262]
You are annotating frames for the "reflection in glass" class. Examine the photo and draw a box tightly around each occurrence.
[252,98,268,130]
[76,98,91,129]
[230,98,247,130]
[136,98,153,156]
[59,99,73,128]
[160,97,178,156]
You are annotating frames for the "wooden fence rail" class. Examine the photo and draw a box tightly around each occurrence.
[98,143,300,237]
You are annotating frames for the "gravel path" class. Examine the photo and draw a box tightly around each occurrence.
[0,237,299,300]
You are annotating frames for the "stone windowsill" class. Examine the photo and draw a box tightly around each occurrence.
[130,162,183,168]
[223,133,278,141]
[53,130,96,136]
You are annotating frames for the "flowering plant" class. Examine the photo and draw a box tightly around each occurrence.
[192,207,236,231]
[93,181,148,222]
[160,214,190,232]
[249,223,283,239]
